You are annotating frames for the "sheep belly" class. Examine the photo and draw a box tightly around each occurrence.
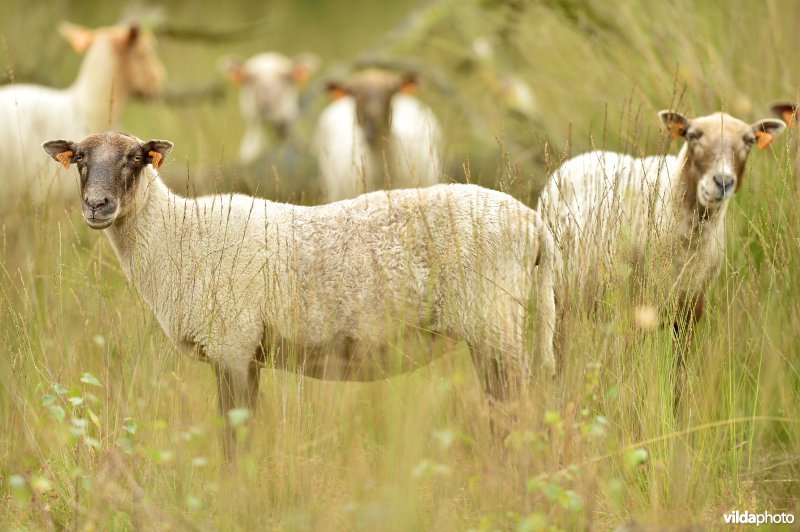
[264,329,459,382]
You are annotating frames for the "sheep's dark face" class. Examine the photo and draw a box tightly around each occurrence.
[660,111,786,209]
[42,132,173,229]
[352,74,398,146]
[327,70,417,147]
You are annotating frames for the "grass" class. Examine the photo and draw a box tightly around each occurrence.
[1,0,800,529]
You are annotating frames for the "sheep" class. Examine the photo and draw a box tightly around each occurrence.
[220,52,320,165]
[42,131,557,456]
[537,111,785,361]
[0,22,165,204]
[313,69,442,202]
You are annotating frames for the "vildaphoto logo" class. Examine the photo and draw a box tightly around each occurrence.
[723,510,795,526]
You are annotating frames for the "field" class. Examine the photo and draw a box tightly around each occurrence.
[1,0,799,529]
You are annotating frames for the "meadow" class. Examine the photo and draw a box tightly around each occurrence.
[1,0,799,529]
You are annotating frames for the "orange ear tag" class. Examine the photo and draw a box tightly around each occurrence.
[782,110,795,128]
[756,131,773,149]
[56,150,74,169]
[670,123,685,140]
[148,150,163,169]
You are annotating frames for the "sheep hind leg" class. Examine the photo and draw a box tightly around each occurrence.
[214,361,261,462]
[468,344,523,443]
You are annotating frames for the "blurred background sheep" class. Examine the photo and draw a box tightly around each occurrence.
[314,68,442,200]
[218,51,319,168]
[0,21,165,204]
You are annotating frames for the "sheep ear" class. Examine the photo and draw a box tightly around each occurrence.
[126,24,140,46]
[228,65,246,85]
[751,119,787,150]
[42,140,77,169]
[142,140,174,170]
[658,110,690,140]
[58,22,94,54]
[291,53,320,85]
[770,102,796,128]
[218,56,246,86]
[325,81,349,101]
[399,73,418,95]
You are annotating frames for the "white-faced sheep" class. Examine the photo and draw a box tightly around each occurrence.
[537,111,785,350]
[314,69,442,201]
[0,22,165,203]
[221,52,320,165]
[43,131,556,456]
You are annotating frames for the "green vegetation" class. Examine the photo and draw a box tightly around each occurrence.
[1,0,798,529]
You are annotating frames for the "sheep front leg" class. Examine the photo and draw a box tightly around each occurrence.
[214,361,261,461]
[672,292,705,410]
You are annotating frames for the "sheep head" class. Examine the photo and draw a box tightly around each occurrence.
[659,110,786,209]
[59,22,166,100]
[326,69,418,147]
[221,52,319,133]
[42,132,173,229]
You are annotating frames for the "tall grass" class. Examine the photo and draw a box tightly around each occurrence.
[1,0,799,529]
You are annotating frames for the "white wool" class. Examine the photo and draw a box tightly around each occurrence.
[312,97,366,200]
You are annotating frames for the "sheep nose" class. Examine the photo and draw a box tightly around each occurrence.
[84,196,110,212]
[713,174,735,194]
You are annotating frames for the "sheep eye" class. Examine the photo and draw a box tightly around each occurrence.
[744,135,756,146]
[686,131,703,141]
[132,154,142,162]
[74,154,83,162]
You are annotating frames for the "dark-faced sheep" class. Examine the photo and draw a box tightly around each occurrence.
[43,131,556,456]
[314,69,442,201]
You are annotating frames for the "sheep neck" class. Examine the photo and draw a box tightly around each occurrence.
[367,136,395,191]
[70,37,129,131]
[104,169,174,279]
